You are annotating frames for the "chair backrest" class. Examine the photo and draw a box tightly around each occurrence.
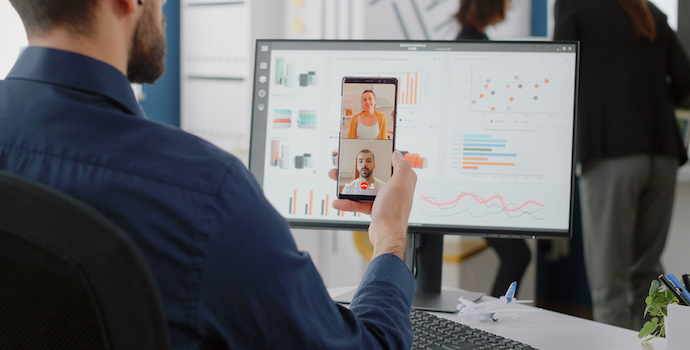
[0,170,170,350]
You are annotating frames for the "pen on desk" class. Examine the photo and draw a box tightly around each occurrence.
[658,274,690,306]
[667,273,690,305]
[682,274,690,291]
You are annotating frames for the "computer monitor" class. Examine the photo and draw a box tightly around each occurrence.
[249,39,579,311]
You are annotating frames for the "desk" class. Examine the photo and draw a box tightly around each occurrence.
[328,287,667,350]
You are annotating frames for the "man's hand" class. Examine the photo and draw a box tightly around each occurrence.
[329,151,417,260]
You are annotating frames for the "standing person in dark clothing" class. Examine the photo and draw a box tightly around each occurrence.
[453,0,532,298]
[554,0,690,329]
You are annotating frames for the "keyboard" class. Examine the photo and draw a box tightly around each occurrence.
[410,309,538,350]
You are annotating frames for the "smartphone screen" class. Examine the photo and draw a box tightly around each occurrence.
[337,77,398,201]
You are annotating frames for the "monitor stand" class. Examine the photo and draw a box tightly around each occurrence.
[332,232,484,313]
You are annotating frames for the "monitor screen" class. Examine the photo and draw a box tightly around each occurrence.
[249,40,578,239]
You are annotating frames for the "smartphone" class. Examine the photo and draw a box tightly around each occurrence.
[337,76,398,201]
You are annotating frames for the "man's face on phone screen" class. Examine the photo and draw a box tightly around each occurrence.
[357,152,375,179]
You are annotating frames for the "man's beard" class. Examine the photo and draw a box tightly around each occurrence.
[127,8,167,84]
[360,167,372,178]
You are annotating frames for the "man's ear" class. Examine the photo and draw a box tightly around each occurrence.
[114,0,140,15]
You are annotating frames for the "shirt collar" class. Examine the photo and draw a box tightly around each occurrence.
[6,46,147,119]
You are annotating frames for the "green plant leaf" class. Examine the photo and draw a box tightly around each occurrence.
[649,280,659,295]
[638,320,654,339]
[640,279,673,343]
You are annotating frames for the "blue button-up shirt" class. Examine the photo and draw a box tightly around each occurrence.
[0,47,415,349]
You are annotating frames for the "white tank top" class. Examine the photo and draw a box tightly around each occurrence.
[356,119,380,139]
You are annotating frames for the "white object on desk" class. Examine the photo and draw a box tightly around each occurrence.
[456,281,535,322]
[667,303,690,350]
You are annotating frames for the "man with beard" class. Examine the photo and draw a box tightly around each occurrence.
[0,0,418,349]
[343,149,386,195]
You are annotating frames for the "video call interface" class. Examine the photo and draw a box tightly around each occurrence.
[249,40,578,237]
[337,79,397,199]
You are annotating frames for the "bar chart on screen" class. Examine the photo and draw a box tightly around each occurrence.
[354,69,422,107]
[446,130,545,178]
[270,186,364,219]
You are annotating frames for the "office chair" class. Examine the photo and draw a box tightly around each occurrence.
[0,170,170,350]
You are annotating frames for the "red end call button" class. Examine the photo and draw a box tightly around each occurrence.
[360,182,368,190]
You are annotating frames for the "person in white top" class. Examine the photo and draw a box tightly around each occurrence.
[347,90,389,140]
[342,149,386,195]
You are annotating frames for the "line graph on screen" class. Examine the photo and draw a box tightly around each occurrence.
[419,191,544,220]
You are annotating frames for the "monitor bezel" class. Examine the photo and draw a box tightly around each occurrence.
[249,39,579,240]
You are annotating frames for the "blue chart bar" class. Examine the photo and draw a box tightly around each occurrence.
[464,139,507,142]
[463,152,517,157]
[462,152,517,157]
[463,143,506,147]
[461,133,518,171]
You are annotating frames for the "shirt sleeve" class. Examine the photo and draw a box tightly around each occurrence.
[348,114,359,139]
[666,28,690,105]
[350,254,416,348]
[195,165,415,349]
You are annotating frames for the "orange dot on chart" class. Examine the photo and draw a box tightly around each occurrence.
[535,84,539,88]
[510,97,514,101]
[506,84,510,88]
[485,85,489,88]
[480,94,484,98]
[545,79,549,83]
[491,107,495,111]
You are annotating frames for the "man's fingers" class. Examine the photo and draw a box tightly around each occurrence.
[391,150,410,170]
[331,199,372,215]
[390,150,417,186]
[329,168,372,214]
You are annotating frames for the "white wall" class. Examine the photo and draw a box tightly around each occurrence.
[651,0,678,30]
[0,0,28,79]
[284,0,533,41]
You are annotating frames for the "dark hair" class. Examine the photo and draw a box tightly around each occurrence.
[618,0,656,42]
[357,149,375,161]
[9,0,98,36]
[455,0,507,31]
[362,90,376,99]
